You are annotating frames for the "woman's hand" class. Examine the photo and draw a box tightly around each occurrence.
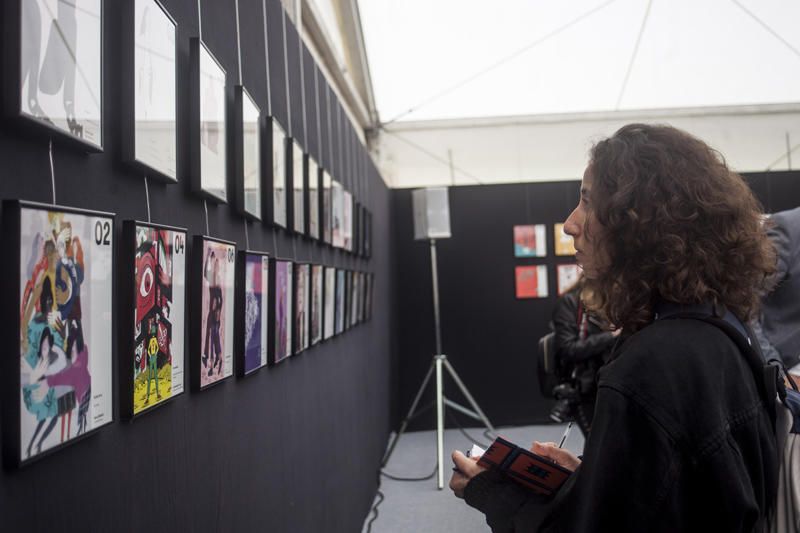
[449,450,487,499]
[530,441,581,471]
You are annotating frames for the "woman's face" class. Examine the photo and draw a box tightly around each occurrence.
[563,165,607,279]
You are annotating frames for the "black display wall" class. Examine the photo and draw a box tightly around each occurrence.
[0,1,392,532]
[392,171,800,430]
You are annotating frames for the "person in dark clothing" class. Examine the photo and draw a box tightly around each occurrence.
[550,278,617,436]
[450,124,779,531]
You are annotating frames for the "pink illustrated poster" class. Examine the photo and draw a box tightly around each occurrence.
[274,260,293,363]
[200,239,235,387]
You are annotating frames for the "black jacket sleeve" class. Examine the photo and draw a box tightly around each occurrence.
[552,292,615,364]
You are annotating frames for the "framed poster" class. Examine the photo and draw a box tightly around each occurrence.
[557,264,581,296]
[289,139,305,235]
[343,191,353,252]
[344,270,353,329]
[554,223,577,256]
[515,265,549,299]
[349,271,359,327]
[323,266,335,340]
[331,180,344,248]
[294,263,310,354]
[513,225,546,257]
[123,0,177,181]
[232,85,262,220]
[356,272,365,324]
[334,269,345,335]
[236,251,269,376]
[189,38,227,202]
[8,0,103,151]
[310,264,323,346]
[121,221,186,419]
[364,210,372,259]
[364,273,374,321]
[306,155,320,239]
[265,116,288,228]
[322,169,332,245]
[2,201,114,467]
[191,236,235,390]
[269,258,293,363]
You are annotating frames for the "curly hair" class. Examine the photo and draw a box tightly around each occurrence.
[584,124,776,332]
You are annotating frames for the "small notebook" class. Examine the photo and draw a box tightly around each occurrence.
[477,436,572,496]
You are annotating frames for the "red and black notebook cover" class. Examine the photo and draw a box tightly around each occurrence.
[477,436,572,496]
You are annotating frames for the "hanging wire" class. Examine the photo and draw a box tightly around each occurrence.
[281,8,292,137]
[244,220,250,250]
[144,175,152,223]
[298,11,308,148]
[262,0,272,115]
[731,0,800,60]
[204,199,210,235]
[615,0,653,110]
[235,0,243,86]
[272,226,279,256]
[197,0,203,41]
[48,138,56,205]
[314,67,323,166]
[383,130,484,184]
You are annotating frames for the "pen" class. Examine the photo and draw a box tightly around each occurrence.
[557,422,573,449]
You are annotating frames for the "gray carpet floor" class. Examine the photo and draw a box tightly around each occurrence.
[361,424,585,533]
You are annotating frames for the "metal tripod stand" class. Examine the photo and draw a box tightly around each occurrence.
[381,239,495,489]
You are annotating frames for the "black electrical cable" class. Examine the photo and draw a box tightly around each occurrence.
[380,465,437,482]
[365,464,437,532]
[364,488,384,533]
[447,410,491,449]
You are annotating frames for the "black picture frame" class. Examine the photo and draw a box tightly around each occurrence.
[189,38,228,203]
[364,273,374,321]
[190,235,236,391]
[288,138,306,235]
[264,116,288,229]
[305,154,321,240]
[310,263,323,346]
[122,0,178,182]
[4,0,104,152]
[120,220,187,419]
[322,169,333,245]
[236,250,270,377]
[343,190,353,252]
[2,200,115,468]
[323,266,335,341]
[231,85,263,220]
[364,209,372,259]
[354,201,363,257]
[334,268,345,335]
[268,257,294,364]
[293,262,310,354]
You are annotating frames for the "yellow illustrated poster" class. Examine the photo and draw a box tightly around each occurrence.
[554,223,576,256]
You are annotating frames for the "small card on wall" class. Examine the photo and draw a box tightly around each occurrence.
[554,223,576,256]
[515,265,549,299]
[557,264,581,296]
[513,225,546,257]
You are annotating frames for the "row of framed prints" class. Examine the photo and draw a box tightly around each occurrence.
[513,224,576,258]
[2,201,375,467]
[5,0,372,256]
[515,264,581,299]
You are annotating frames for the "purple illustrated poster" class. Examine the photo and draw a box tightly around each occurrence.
[274,259,293,363]
[310,264,323,345]
[243,253,268,374]
[13,203,114,464]
[294,263,310,353]
[199,239,235,388]
[323,266,335,340]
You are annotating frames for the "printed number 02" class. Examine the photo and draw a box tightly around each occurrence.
[94,220,111,246]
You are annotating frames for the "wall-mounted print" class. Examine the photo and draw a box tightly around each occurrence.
[11,0,103,151]
[349,271,359,328]
[2,201,114,467]
[344,271,353,329]
[236,251,269,376]
[289,139,305,235]
[189,38,227,202]
[513,225,546,258]
[310,264,323,346]
[356,272,365,324]
[322,170,332,245]
[364,273,374,321]
[270,259,293,364]
[554,223,577,256]
[191,236,235,390]
[331,180,344,248]
[515,265,549,299]
[364,210,372,259]
[343,191,353,252]
[294,263,310,354]
[265,117,288,228]
[232,86,262,220]
[123,0,177,181]
[557,264,581,296]
[307,156,320,239]
[323,266,335,340]
[334,269,345,335]
[121,221,186,419]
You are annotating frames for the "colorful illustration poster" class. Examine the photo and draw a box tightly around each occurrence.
[515,265,549,299]
[274,260,293,363]
[310,264,323,345]
[199,239,235,387]
[554,223,577,256]
[272,120,287,227]
[21,0,102,147]
[18,206,113,462]
[323,266,335,340]
[557,264,581,296]
[294,263,309,353]
[133,224,185,415]
[513,224,546,257]
[335,269,345,334]
[308,157,319,239]
[243,254,268,374]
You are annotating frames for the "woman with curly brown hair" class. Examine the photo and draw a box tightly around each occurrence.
[450,124,779,532]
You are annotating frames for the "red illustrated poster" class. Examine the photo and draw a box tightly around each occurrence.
[515,265,549,299]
